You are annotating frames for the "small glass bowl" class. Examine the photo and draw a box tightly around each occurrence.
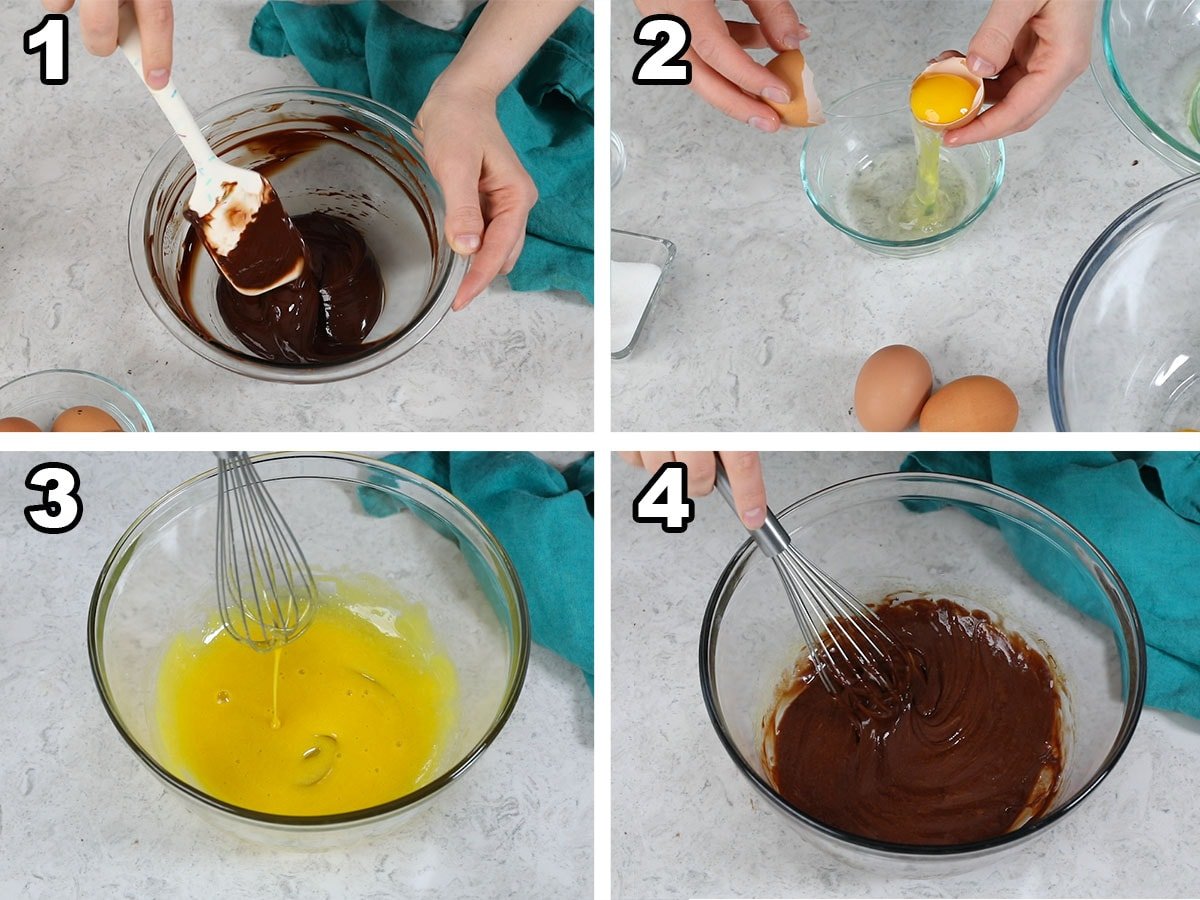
[611,229,676,359]
[89,453,528,845]
[1094,0,1200,174]
[1049,172,1200,431]
[701,471,1144,874]
[0,369,153,431]
[801,79,1005,258]
[611,131,628,189]
[129,87,466,384]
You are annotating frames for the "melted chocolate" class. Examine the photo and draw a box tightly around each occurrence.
[765,597,1063,846]
[210,211,383,363]
[170,115,438,366]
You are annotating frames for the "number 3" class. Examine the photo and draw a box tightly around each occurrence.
[633,15,692,85]
[25,463,83,534]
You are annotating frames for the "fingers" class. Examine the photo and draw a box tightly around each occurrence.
[78,0,119,56]
[686,53,782,131]
[724,21,768,49]
[42,0,75,12]
[429,147,487,257]
[452,200,531,310]
[676,452,718,497]
[744,0,809,51]
[944,67,1060,145]
[133,0,173,88]
[686,3,792,104]
[616,451,645,470]
[966,0,1041,76]
[501,231,525,276]
[639,452,676,477]
[718,452,767,529]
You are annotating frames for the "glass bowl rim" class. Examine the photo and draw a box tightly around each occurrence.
[1096,0,1200,172]
[800,78,1006,250]
[126,85,466,385]
[87,450,531,828]
[1047,171,1200,431]
[699,469,1146,857]
[0,367,155,432]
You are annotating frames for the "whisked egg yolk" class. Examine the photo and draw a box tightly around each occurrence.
[155,581,458,817]
[910,73,977,125]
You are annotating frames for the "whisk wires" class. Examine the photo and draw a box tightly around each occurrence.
[215,452,317,650]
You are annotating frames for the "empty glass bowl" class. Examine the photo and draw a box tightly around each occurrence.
[700,471,1144,873]
[89,453,528,844]
[1095,0,1200,174]
[1050,173,1200,431]
[129,87,466,384]
[0,369,153,431]
[801,79,1004,258]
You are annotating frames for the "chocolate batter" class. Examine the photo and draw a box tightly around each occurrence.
[171,116,436,366]
[764,597,1063,846]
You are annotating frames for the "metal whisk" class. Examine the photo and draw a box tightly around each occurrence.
[215,452,317,650]
[714,461,908,710]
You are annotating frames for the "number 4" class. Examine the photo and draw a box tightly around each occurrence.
[632,462,695,534]
[24,14,69,86]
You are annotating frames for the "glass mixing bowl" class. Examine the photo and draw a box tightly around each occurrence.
[88,453,528,844]
[129,87,466,384]
[700,471,1145,874]
[0,369,153,431]
[1049,173,1200,431]
[1095,0,1200,174]
[801,79,1004,258]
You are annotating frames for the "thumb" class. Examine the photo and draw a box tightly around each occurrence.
[966,0,1041,77]
[431,150,486,255]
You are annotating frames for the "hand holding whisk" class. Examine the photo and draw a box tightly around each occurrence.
[215,452,317,650]
[713,460,911,717]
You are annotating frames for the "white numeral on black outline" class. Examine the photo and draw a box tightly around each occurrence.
[24,14,68,86]
[632,15,692,85]
[25,463,83,534]
[632,462,695,534]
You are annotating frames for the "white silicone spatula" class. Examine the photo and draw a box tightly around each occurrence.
[116,5,305,295]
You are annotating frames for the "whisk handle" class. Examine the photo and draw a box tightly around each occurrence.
[713,459,790,559]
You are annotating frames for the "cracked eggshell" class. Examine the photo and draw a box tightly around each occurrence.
[764,50,825,128]
[910,56,984,131]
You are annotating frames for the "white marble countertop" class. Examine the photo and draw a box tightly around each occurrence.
[0,1,592,432]
[0,452,592,898]
[611,0,1175,432]
[612,451,1200,898]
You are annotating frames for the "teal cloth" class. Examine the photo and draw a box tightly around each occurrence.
[902,451,1200,719]
[361,452,594,689]
[250,1,595,302]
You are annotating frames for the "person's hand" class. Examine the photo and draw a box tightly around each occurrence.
[943,0,1097,147]
[619,451,767,529]
[416,80,538,311]
[43,0,174,89]
[634,0,809,132]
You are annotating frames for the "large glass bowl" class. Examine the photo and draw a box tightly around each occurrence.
[700,471,1145,874]
[88,453,528,844]
[801,79,1005,258]
[1094,0,1200,174]
[1049,173,1200,431]
[129,88,466,384]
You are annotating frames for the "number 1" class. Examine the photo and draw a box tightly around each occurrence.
[24,14,68,86]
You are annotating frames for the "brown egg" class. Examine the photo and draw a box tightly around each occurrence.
[854,345,934,431]
[764,50,825,127]
[0,416,42,432]
[919,376,1019,432]
[52,405,124,433]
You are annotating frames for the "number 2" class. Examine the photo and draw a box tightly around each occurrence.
[633,15,691,85]
[632,462,695,534]
[24,14,69,86]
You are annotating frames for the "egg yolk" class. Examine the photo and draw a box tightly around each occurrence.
[910,73,976,125]
[155,579,458,817]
